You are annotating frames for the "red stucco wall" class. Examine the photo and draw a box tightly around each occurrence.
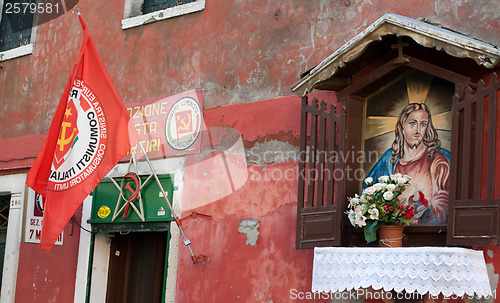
[1,0,500,302]
[2,0,500,139]
[176,95,327,302]
[14,207,82,303]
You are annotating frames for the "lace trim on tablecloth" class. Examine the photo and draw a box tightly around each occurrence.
[312,247,492,298]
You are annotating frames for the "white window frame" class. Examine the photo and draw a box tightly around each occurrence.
[0,0,36,62]
[122,0,205,30]
[0,174,29,303]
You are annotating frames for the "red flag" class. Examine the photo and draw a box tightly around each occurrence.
[26,15,136,251]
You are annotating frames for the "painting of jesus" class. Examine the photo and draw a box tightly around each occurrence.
[364,70,453,225]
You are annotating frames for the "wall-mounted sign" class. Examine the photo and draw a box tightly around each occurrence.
[24,188,63,245]
[125,90,204,160]
[10,193,22,209]
[89,174,174,225]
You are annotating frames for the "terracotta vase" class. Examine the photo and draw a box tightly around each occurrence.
[378,225,405,247]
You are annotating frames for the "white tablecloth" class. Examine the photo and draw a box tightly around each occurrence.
[312,247,492,298]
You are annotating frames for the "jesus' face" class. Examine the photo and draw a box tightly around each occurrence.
[402,109,429,149]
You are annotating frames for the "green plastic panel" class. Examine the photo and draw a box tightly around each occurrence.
[90,174,174,224]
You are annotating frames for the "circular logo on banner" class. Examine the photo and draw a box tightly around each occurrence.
[35,193,44,215]
[48,79,108,192]
[97,206,111,219]
[165,97,202,151]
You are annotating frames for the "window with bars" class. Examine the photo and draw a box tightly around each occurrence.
[142,0,194,14]
[0,194,9,228]
[0,193,10,287]
[0,0,36,53]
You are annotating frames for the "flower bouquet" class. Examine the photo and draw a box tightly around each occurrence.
[346,173,414,243]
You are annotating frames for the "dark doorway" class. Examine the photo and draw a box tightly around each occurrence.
[106,231,168,303]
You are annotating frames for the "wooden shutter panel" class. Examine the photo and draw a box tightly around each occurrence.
[296,95,346,249]
[447,73,500,246]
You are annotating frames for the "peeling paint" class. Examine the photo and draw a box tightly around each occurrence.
[238,218,260,246]
[247,140,299,167]
[197,127,246,161]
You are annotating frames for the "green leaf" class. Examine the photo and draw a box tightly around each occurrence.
[364,220,380,243]
[400,218,410,225]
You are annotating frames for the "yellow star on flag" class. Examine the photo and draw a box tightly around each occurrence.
[64,108,72,118]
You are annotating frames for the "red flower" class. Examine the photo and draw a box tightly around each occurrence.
[418,191,425,200]
[384,205,393,213]
[405,206,414,219]
[418,191,429,207]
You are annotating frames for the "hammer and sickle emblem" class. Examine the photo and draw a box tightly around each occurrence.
[120,173,141,219]
[57,122,77,151]
[176,113,192,132]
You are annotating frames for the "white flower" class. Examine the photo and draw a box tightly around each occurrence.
[360,204,370,212]
[368,208,379,220]
[403,175,411,182]
[348,211,356,226]
[364,186,376,195]
[398,178,407,185]
[386,184,397,191]
[390,173,403,181]
[383,191,394,201]
[364,177,373,185]
[347,213,356,225]
[354,213,367,227]
[378,175,390,183]
[354,205,363,215]
[349,207,367,227]
[373,183,386,192]
[349,197,361,206]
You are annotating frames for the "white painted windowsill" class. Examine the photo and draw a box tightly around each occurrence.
[121,0,205,30]
[0,44,33,62]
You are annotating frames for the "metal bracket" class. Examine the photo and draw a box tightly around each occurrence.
[193,254,210,264]
[181,211,212,223]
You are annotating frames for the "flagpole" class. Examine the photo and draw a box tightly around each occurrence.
[137,141,207,264]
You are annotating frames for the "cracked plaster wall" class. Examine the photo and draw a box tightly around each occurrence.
[238,218,260,246]
[246,140,300,167]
